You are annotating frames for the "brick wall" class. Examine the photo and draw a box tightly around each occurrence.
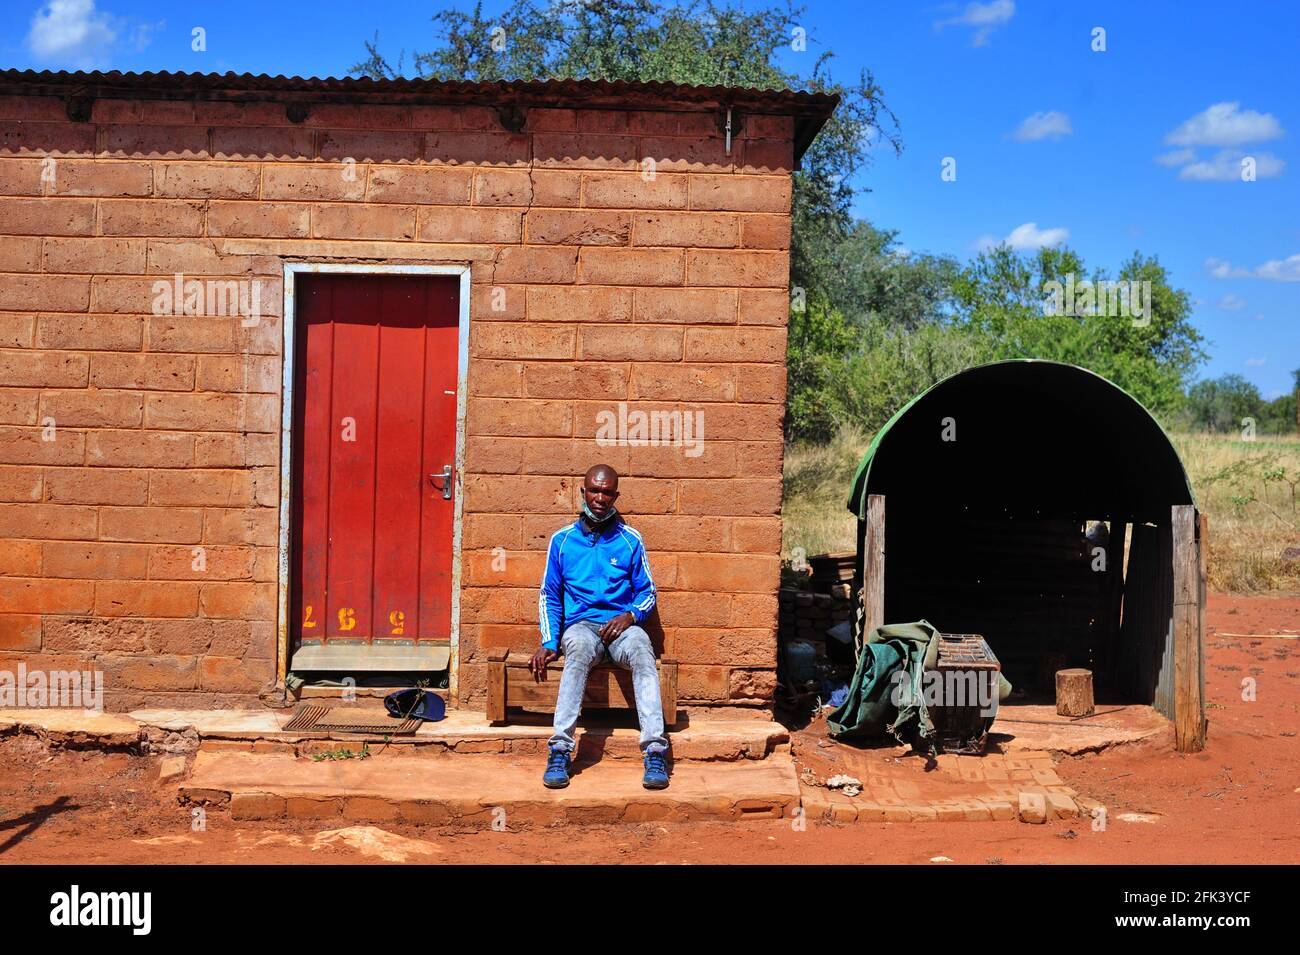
[0,90,794,713]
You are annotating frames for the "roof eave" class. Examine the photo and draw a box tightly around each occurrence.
[0,69,838,161]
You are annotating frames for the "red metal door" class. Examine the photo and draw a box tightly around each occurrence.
[292,273,459,661]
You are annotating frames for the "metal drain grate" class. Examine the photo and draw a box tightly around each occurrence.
[282,704,422,735]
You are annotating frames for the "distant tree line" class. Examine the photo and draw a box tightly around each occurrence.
[1182,371,1299,437]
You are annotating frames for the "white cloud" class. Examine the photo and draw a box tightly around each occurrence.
[977,221,1069,252]
[1205,258,1249,279]
[935,0,1015,47]
[1217,293,1247,310]
[1154,148,1196,167]
[126,19,161,53]
[1004,221,1068,250]
[1179,149,1285,181]
[26,0,118,67]
[1012,111,1072,142]
[1165,102,1284,147]
[1245,358,1267,367]
[1205,253,1300,282]
[1256,254,1300,281]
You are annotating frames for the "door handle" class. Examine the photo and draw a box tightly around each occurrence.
[429,465,453,500]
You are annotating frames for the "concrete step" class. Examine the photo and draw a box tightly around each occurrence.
[127,708,787,762]
[1,707,789,762]
[179,749,801,827]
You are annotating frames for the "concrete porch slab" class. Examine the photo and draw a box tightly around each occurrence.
[130,707,786,760]
[1,707,788,762]
[0,708,142,747]
[180,749,802,827]
[989,704,1174,755]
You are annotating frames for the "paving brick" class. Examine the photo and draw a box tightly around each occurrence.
[1018,791,1047,824]
[935,805,967,826]
[1046,791,1080,820]
[853,802,887,823]
[827,791,858,822]
[986,800,1017,822]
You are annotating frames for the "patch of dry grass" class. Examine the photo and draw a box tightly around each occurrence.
[782,427,1300,594]
[781,426,870,560]
[1171,432,1300,592]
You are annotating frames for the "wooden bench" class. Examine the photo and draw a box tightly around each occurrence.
[486,650,677,726]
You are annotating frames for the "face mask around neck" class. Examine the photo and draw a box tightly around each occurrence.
[581,501,618,528]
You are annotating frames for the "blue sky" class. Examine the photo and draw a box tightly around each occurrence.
[5,0,1297,397]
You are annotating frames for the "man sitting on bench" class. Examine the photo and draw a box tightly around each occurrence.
[530,464,669,790]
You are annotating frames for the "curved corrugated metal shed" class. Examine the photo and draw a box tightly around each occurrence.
[843,360,1204,727]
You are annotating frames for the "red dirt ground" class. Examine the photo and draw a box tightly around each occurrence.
[2,592,1296,865]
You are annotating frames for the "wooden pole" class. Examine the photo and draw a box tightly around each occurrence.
[1172,505,1206,752]
[1197,512,1210,744]
[852,517,866,651]
[858,494,886,656]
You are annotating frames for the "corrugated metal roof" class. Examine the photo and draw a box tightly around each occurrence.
[0,69,838,159]
[845,359,1196,523]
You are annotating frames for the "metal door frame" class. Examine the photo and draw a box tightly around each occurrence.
[277,262,471,701]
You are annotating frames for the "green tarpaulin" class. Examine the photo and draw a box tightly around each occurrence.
[827,620,940,745]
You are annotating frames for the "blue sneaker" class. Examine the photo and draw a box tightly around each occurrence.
[642,750,669,789]
[543,746,571,788]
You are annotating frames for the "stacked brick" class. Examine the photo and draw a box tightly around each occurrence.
[0,85,800,713]
[778,587,852,647]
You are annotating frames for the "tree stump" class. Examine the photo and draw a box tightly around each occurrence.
[1055,668,1095,717]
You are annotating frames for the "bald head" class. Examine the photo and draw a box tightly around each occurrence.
[581,463,620,522]
[585,463,619,486]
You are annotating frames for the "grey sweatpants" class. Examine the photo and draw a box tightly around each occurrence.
[548,620,668,755]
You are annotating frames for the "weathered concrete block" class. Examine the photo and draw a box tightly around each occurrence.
[230,791,285,820]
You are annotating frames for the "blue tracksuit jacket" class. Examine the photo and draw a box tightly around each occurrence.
[538,518,656,651]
